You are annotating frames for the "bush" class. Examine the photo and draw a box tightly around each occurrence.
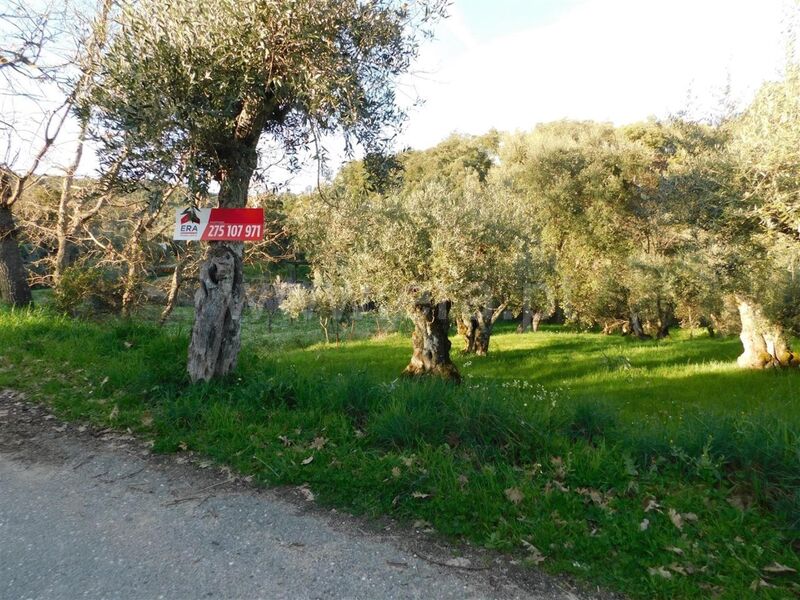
[52,266,124,316]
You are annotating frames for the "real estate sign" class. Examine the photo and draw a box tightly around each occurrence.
[173,207,264,241]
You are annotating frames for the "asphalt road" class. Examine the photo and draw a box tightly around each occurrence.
[0,390,599,600]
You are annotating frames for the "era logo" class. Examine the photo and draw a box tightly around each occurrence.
[180,224,199,234]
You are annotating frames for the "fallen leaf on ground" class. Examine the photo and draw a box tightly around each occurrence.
[639,518,650,531]
[545,480,569,493]
[727,493,752,512]
[391,466,401,478]
[762,562,797,575]
[278,435,293,447]
[411,491,431,499]
[644,498,661,512]
[301,455,314,465]
[668,563,688,576]
[668,508,683,530]
[310,436,328,450]
[665,546,684,555]
[505,487,524,505]
[445,557,471,568]
[648,566,672,579]
[550,456,566,479]
[297,485,315,502]
[751,579,776,591]
[521,539,546,564]
[412,519,431,529]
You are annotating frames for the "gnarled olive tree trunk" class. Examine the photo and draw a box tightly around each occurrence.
[655,298,675,339]
[458,303,507,356]
[457,314,478,353]
[736,297,798,369]
[628,311,651,340]
[0,203,33,306]
[187,109,263,382]
[403,298,460,382]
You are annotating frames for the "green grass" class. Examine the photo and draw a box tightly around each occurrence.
[2,306,799,599]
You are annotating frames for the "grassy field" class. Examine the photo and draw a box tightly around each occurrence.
[2,305,799,598]
[273,322,799,423]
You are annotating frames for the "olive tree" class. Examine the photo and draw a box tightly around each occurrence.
[727,65,800,368]
[90,0,444,381]
[290,173,522,380]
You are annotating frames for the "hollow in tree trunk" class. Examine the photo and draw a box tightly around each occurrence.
[736,297,798,369]
[403,299,460,382]
[0,204,33,306]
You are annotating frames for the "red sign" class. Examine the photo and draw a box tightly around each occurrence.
[174,207,264,241]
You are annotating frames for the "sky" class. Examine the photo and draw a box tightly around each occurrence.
[398,0,791,147]
[3,0,796,191]
[284,0,793,190]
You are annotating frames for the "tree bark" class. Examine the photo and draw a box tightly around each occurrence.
[655,299,674,339]
[186,95,268,382]
[457,314,477,353]
[159,256,185,326]
[516,294,532,333]
[403,299,460,382]
[187,242,244,381]
[0,204,33,306]
[736,297,798,369]
[459,304,506,356]
[473,312,492,356]
[628,312,652,340]
[187,159,255,381]
[531,311,543,332]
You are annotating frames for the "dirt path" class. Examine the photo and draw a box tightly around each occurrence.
[0,390,605,600]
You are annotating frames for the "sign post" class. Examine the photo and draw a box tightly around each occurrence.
[173,207,264,242]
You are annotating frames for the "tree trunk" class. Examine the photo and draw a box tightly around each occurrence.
[120,239,143,318]
[457,314,477,353]
[460,304,506,356]
[0,204,33,306]
[629,312,652,340]
[736,297,798,369]
[517,294,532,333]
[159,257,185,326]
[655,299,674,339]
[187,242,245,382]
[531,311,543,332]
[473,313,493,356]
[54,238,80,283]
[187,151,256,382]
[403,299,460,382]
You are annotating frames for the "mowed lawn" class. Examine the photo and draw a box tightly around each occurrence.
[271,323,800,425]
